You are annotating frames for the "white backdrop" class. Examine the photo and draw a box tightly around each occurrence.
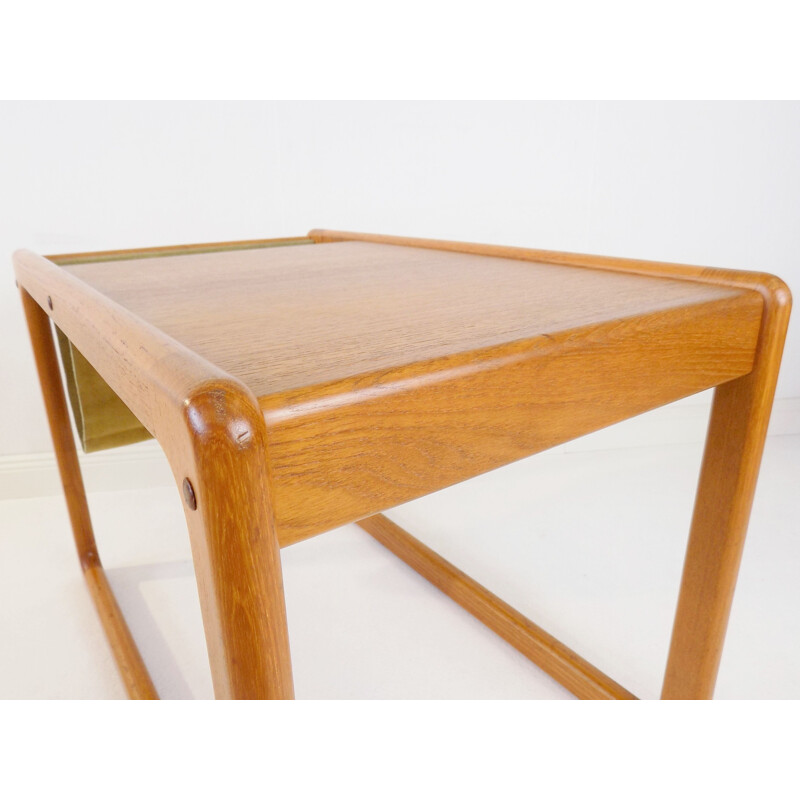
[1,101,798,457]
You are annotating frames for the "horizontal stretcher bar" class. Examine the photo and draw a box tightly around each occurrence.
[356,514,637,700]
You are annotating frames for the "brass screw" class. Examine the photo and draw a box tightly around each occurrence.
[182,478,197,510]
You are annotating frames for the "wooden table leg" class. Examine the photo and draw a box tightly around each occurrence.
[169,387,295,700]
[661,279,791,699]
[20,289,158,699]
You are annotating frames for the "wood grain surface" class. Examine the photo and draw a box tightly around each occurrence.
[15,229,790,700]
[265,293,761,543]
[56,239,764,544]
[61,240,753,399]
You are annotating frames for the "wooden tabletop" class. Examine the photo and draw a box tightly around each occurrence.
[62,240,755,404]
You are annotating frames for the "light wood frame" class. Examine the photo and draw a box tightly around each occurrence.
[13,230,791,699]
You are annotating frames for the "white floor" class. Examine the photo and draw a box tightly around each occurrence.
[1,431,798,700]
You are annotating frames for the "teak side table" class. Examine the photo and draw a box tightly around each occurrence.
[14,230,791,700]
